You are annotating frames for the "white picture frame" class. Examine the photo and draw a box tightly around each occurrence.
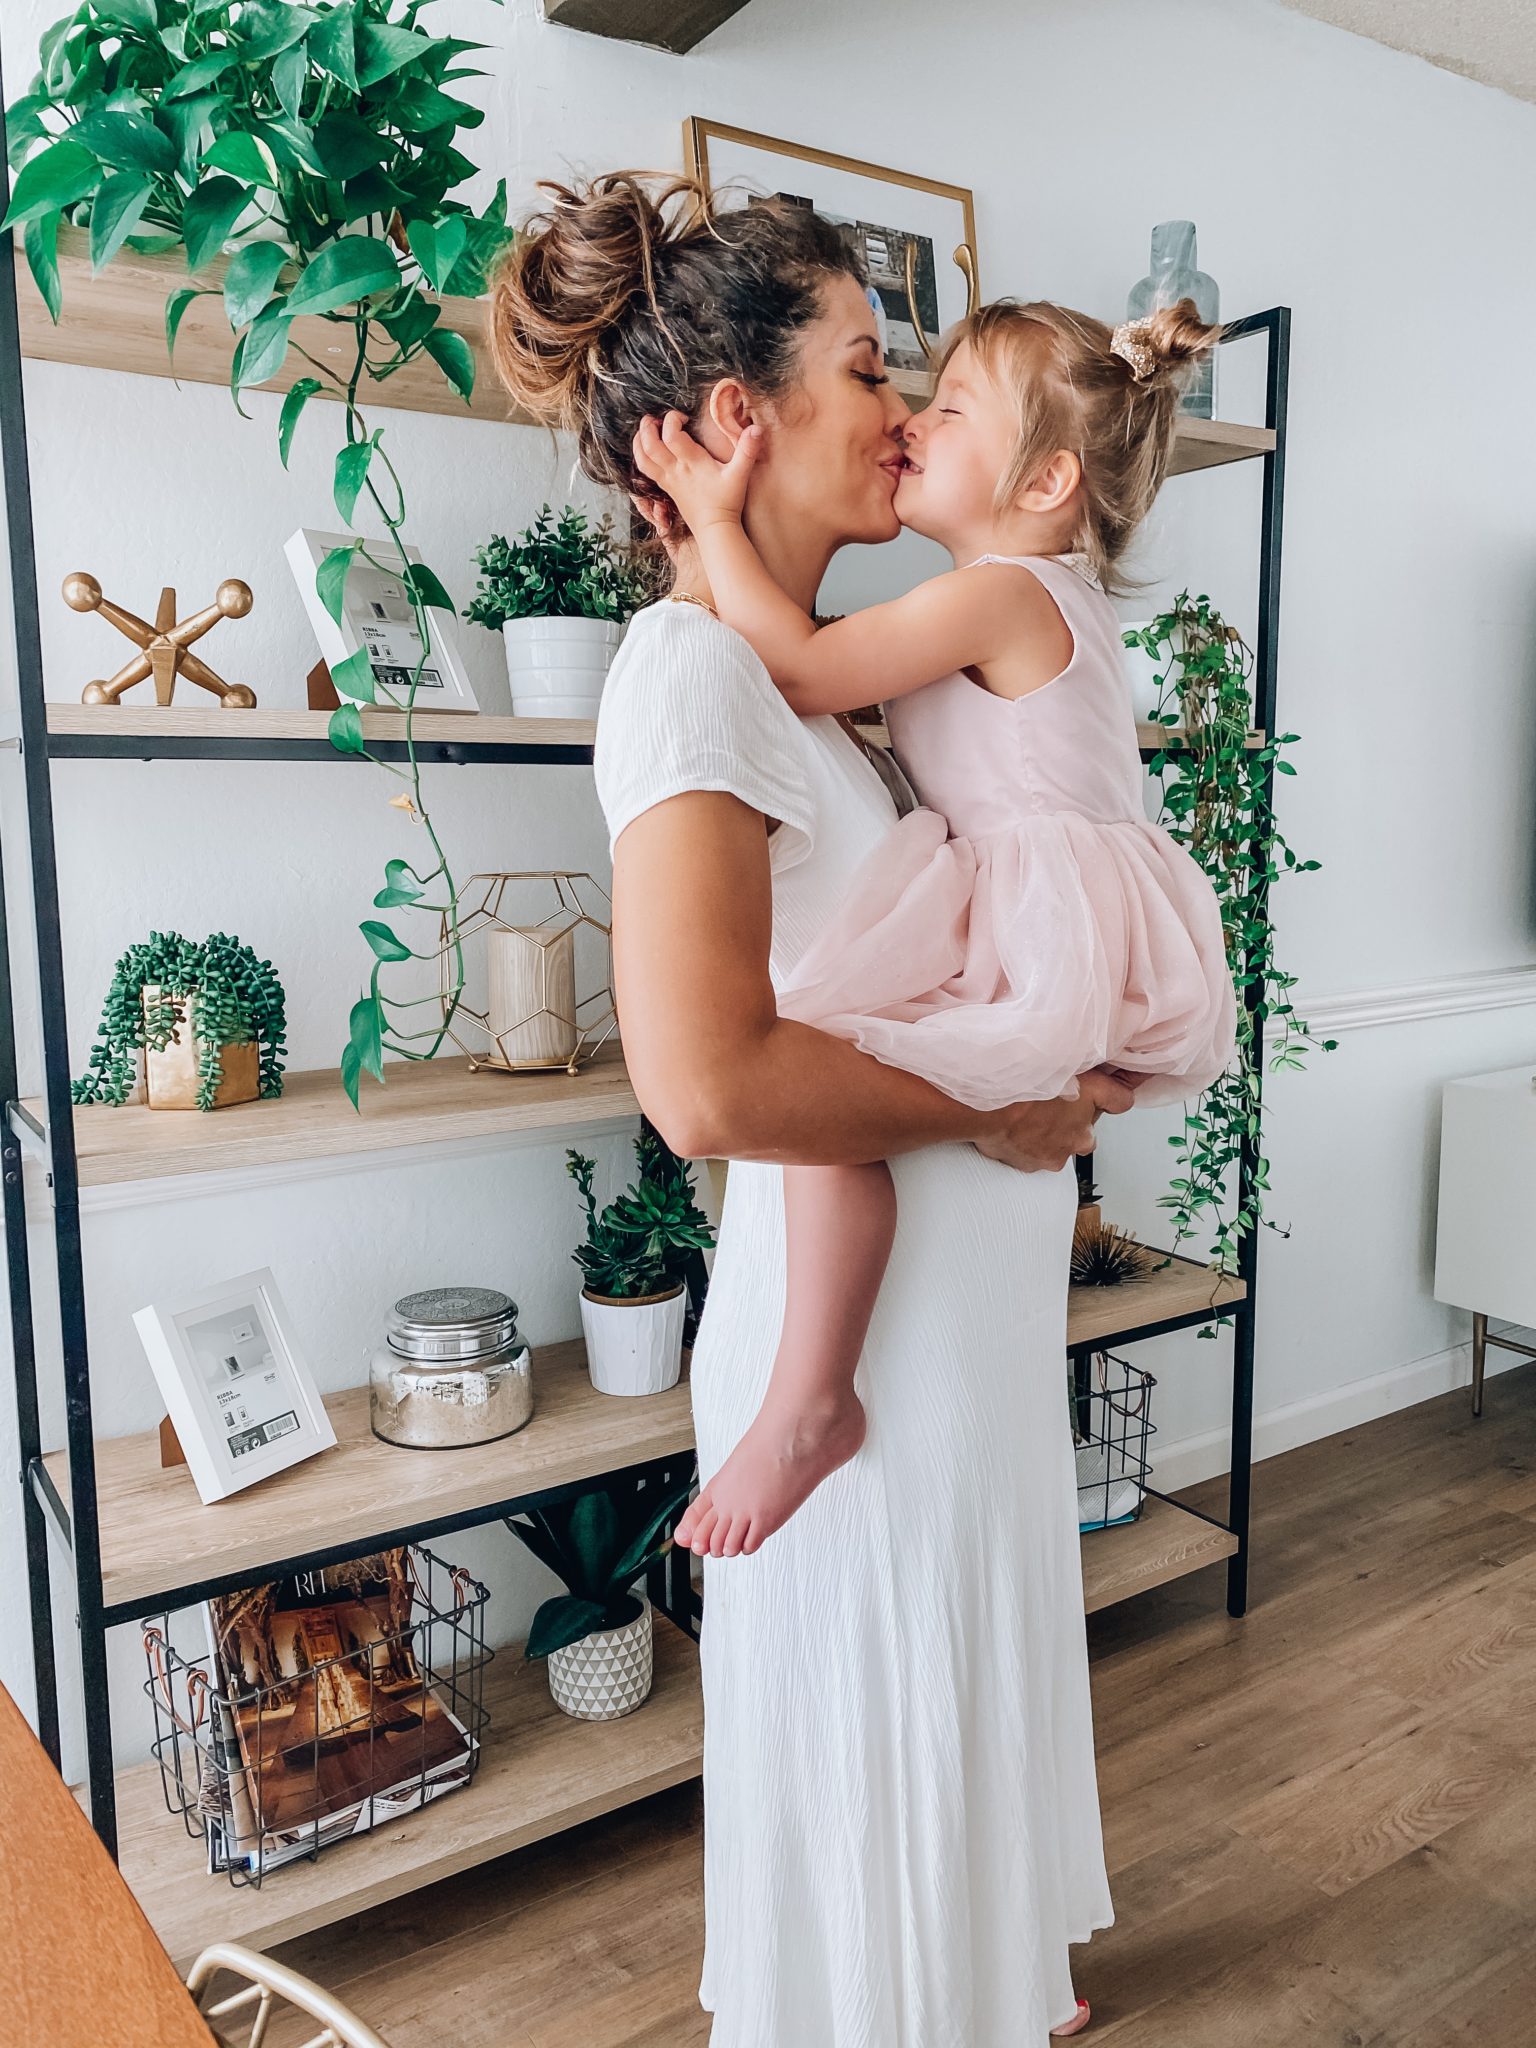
[285,527,479,713]
[684,119,980,381]
[133,1267,337,1504]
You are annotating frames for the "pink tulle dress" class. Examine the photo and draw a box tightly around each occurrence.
[776,553,1237,1110]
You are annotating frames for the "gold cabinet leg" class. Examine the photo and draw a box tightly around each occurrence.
[1472,1311,1488,1419]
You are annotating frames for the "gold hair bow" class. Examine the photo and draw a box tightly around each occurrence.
[1110,321,1157,382]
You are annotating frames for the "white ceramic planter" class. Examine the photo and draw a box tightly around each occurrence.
[547,1597,654,1721]
[502,616,623,719]
[579,1284,686,1397]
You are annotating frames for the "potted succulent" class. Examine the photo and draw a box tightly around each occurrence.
[566,1129,714,1397]
[506,1476,694,1720]
[463,505,650,718]
[71,931,286,1112]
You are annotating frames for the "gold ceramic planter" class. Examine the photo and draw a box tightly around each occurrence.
[138,988,259,1111]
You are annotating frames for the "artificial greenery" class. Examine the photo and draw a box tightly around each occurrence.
[1126,594,1335,1288]
[71,929,286,1110]
[567,1126,715,1303]
[4,0,514,1109]
[463,504,650,633]
[506,1474,695,1658]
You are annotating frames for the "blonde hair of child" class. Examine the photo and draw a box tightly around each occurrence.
[942,297,1224,594]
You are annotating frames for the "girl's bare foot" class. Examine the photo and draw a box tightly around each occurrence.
[677,1388,867,1558]
[1050,1999,1091,2037]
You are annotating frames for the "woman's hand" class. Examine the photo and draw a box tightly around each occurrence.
[973,1069,1139,1173]
[633,410,762,533]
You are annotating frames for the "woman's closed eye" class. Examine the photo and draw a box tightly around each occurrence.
[853,370,889,388]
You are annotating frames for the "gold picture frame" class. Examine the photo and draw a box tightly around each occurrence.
[683,118,980,396]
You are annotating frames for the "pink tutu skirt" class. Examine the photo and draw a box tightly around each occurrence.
[777,807,1236,1111]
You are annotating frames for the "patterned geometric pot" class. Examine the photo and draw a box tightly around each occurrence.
[546,1598,654,1722]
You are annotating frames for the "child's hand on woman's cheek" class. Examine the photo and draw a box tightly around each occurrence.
[632,411,762,531]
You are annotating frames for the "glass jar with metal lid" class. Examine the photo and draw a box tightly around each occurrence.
[370,1286,533,1449]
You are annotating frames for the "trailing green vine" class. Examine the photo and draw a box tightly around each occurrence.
[1126,594,1335,1288]
[4,0,513,1109]
[72,929,287,1110]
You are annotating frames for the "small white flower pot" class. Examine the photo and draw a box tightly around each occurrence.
[503,616,623,719]
[547,1596,654,1721]
[579,1284,686,1397]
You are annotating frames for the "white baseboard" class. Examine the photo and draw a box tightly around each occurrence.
[1150,1324,1534,1494]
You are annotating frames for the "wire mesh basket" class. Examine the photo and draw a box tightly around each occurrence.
[1072,1351,1156,1532]
[143,1544,490,1889]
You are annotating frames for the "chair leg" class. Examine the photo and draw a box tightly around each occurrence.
[1472,1311,1488,1419]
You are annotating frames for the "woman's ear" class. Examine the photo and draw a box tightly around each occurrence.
[1020,449,1082,516]
[700,378,761,457]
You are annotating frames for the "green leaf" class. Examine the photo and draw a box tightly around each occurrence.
[272,43,306,120]
[95,0,158,24]
[330,647,376,703]
[525,1594,608,1660]
[360,920,411,963]
[332,437,374,524]
[277,376,322,466]
[235,2,317,62]
[222,239,288,328]
[89,172,152,273]
[165,285,202,366]
[328,702,365,754]
[406,214,466,293]
[283,235,401,318]
[70,107,177,175]
[310,4,359,90]
[23,214,62,324]
[316,544,357,624]
[373,857,423,908]
[163,50,237,99]
[347,991,384,1079]
[405,563,454,612]
[341,1037,364,1108]
[355,20,434,86]
[253,116,327,177]
[423,325,474,402]
[203,129,279,190]
[2,139,101,231]
[181,175,252,273]
[233,303,290,392]
[311,110,391,182]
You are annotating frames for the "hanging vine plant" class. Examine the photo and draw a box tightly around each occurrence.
[1126,594,1335,1287]
[4,0,512,1108]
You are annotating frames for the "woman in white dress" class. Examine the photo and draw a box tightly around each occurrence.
[490,174,1136,2045]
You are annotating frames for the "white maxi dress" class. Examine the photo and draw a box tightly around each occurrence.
[595,599,1113,2047]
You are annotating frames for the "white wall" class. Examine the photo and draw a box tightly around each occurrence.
[3,0,1535,1775]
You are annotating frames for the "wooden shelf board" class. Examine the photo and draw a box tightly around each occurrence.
[115,1611,704,1971]
[1068,1251,1245,1352]
[1081,1493,1238,1613]
[18,239,1273,478]
[28,1050,638,1192]
[45,705,597,751]
[46,1342,694,1615]
[16,232,528,428]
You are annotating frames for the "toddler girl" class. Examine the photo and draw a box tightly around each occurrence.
[633,296,1238,1566]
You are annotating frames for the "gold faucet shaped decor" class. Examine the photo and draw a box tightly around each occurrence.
[64,572,257,708]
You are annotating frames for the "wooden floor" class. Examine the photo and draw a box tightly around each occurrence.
[266,1362,1536,2046]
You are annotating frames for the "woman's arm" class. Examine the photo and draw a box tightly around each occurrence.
[612,787,1134,1167]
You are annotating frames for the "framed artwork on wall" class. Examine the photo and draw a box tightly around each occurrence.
[285,528,479,713]
[133,1267,337,1504]
[683,118,980,381]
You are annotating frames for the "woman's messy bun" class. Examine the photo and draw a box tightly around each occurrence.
[487,171,866,517]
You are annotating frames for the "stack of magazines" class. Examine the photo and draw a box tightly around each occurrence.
[198,1549,479,1878]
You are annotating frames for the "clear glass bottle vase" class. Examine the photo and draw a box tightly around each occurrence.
[1127,220,1218,419]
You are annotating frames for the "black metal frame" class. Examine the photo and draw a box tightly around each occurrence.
[0,155,1287,1865]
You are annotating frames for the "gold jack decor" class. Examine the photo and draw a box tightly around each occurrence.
[438,873,616,1076]
[64,571,256,708]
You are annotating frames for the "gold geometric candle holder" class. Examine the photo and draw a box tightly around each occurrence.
[437,872,616,1076]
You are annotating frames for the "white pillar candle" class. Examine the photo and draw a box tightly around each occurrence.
[488,926,578,1066]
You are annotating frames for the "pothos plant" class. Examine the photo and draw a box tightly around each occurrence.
[4,0,513,1109]
[71,929,287,1109]
[1127,594,1335,1293]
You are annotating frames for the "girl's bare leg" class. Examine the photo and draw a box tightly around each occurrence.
[677,1160,896,1558]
